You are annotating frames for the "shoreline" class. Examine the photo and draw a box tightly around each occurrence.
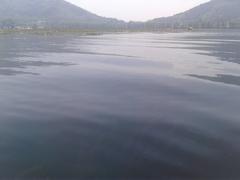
[0,28,239,36]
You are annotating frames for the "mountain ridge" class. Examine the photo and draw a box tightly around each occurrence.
[0,0,125,29]
[0,0,240,30]
[147,0,240,29]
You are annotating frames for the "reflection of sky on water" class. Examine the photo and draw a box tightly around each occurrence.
[1,31,240,86]
[0,31,240,178]
[65,31,240,86]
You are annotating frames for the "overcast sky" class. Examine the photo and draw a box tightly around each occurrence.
[66,0,210,21]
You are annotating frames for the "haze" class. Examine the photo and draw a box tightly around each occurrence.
[66,0,210,21]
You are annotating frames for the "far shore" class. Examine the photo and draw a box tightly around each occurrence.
[0,28,238,36]
[0,28,108,36]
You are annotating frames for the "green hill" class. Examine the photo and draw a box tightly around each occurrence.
[147,0,240,29]
[0,0,125,30]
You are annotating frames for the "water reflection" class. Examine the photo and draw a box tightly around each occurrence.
[189,74,240,86]
[0,31,240,179]
[0,69,38,76]
[185,33,240,86]
[162,31,240,86]
[180,32,240,65]
[0,35,76,76]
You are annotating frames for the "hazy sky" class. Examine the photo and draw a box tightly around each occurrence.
[66,0,210,21]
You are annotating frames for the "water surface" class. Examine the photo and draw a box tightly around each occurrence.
[0,31,240,179]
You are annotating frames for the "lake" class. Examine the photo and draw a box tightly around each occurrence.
[0,30,240,179]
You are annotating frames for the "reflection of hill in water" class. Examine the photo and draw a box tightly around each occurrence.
[1,31,240,86]
[0,35,76,76]
[184,34,240,65]
[0,34,136,76]
[0,32,240,178]
[188,74,240,86]
[169,31,240,86]
[168,32,240,65]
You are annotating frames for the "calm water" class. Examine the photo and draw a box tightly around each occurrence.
[0,31,240,179]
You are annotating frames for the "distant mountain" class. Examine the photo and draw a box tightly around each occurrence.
[147,0,240,29]
[0,0,125,29]
[1,0,240,31]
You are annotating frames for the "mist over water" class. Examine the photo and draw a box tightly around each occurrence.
[0,31,240,178]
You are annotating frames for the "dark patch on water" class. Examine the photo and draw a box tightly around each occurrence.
[188,74,240,86]
[0,31,240,179]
